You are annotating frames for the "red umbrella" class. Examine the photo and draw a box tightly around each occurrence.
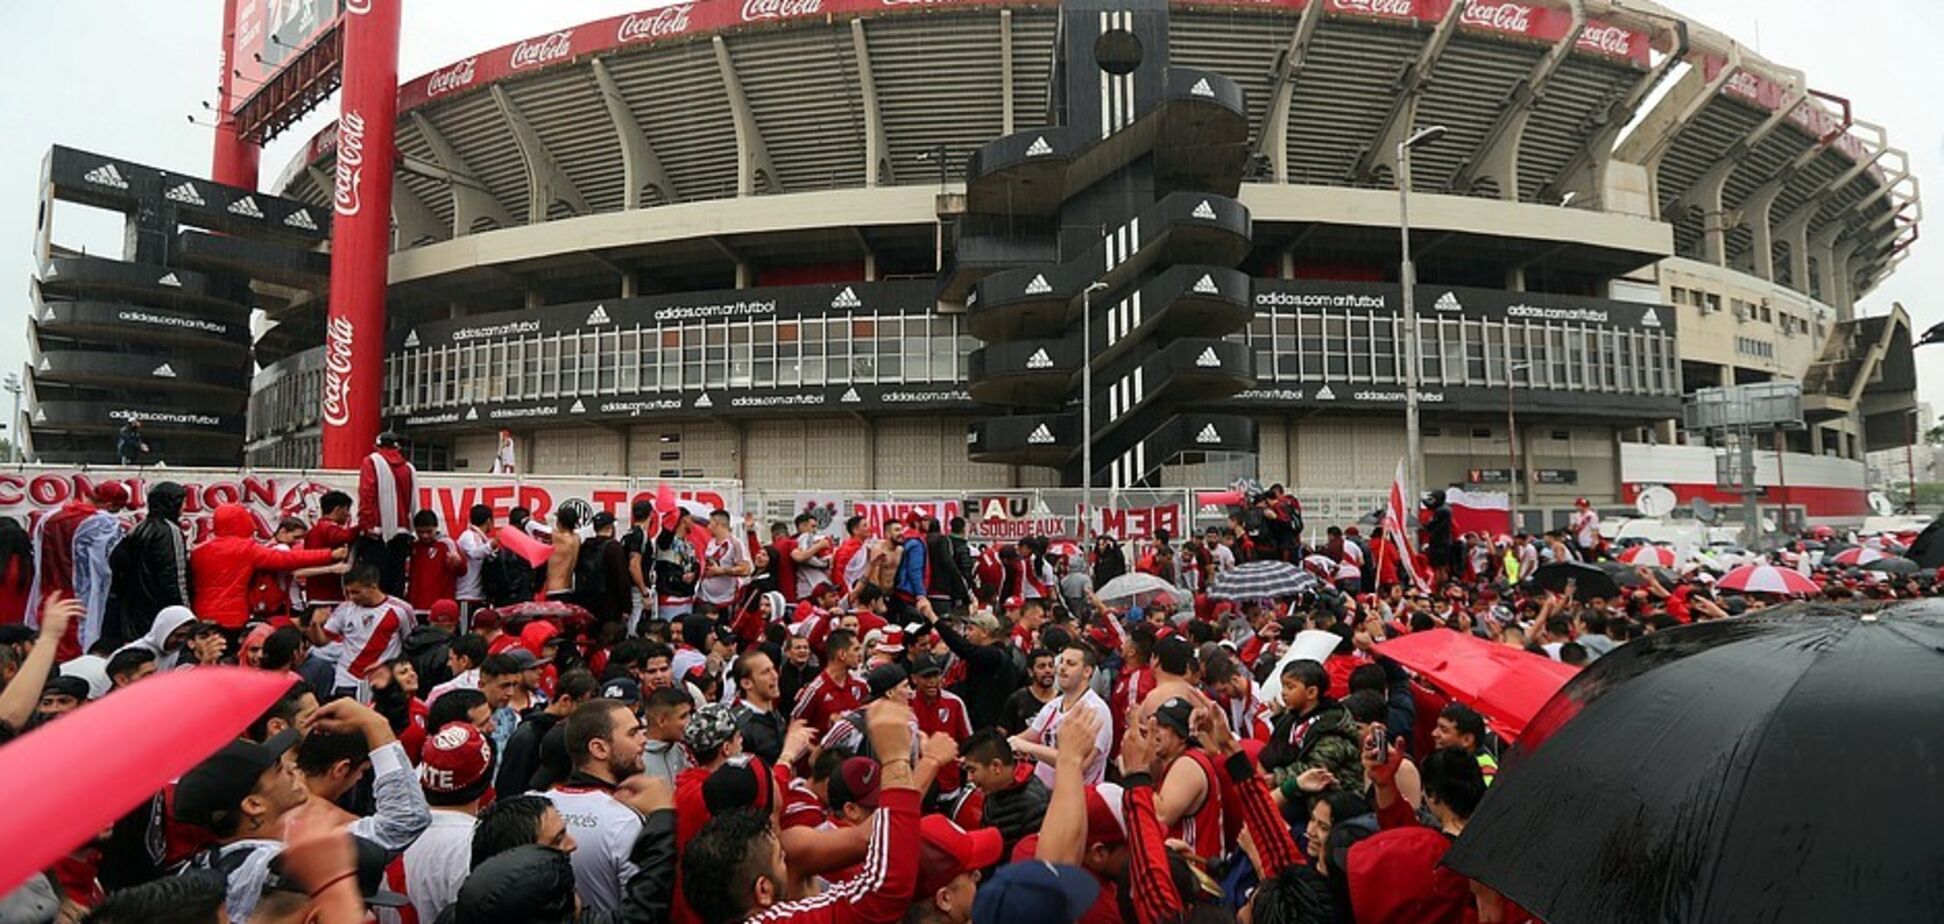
[0,667,293,893]
[1717,563,1821,596]
[1374,629,1579,742]
[1829,547,1885,567]
[1618,544,1677,568]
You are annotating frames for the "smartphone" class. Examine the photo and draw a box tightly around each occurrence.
[1369,727,1389,764]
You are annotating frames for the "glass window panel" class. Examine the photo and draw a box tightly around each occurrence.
[1464,321,1487,382]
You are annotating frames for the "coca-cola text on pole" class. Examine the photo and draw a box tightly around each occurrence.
[211,0,260,189]
[321,0,401,468]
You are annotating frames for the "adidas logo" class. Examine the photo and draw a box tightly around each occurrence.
[965,290,979,308]
[1024,274,1052,295]
[285,208,319,230]
[1195,347,1221,368]
[38,357,50,372]
[831,287,861,309]
[585,304,611,325]
[1190,77,1214,97]
[841,387,861,403]
[228,196,264,218]
[1192,274,1218,295]
[1026,136,1053,156]
[1641,308,1662,328]
[1191,200,1217,220]
[464,406,479,421]
[403,330,421,348]
[83,164,128,189]
[42,263,57,278]
[40,305,54,322]
[152,363,177,378]
[157,273,182,287]
[164,182,205,206]
[1026,349,1054,369]
[569,399,586,413]
[965,430,979,444]
[32,408,46,423]
[1315,385,1336,400]
[1195,424,1222,444]
[1027,423,1056,444]
[1433,291,1462,312]
[694,394,713,408]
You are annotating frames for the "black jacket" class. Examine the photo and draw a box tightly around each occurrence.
[403,625,456,689]
[926,532,969,605]
[982,774,1051,858]
[936,620,1023,730]
[109,482,189,639]
[735,701,789,765]
[1092,541,1127,589]
[496,708,563,796]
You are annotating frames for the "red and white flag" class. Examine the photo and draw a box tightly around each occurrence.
[1383,458,1430,592]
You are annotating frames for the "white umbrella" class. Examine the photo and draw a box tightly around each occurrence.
[1094,572,1185,606]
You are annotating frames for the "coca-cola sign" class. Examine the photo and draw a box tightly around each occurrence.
[333,110,365,217]
[1576,23,1635,57]
[321,316,356,428]
[427,57,478,98]
[344,0,373,14]
[1461,2,1534,34]
[741,0,825,22]
[510,30,575,70]
[618,6,694,43]
[1326,0,1416,18]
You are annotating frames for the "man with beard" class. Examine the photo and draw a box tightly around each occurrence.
[1001,647,1057,737]
[1012,645,1114,788]
[545,697,649,915]
[110,481,189,644]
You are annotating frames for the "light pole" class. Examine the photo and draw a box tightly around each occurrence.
[2,373,20,464]
[1508,361,1530,529]
[1082,281,1109,541]
[1398,125,1446,503]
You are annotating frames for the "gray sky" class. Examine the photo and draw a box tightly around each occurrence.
[1,1,1937,426]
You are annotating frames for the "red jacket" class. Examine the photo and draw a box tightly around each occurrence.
[404,533,465,612]
[357,447,417,537]
[191,504,338,629]
[303,517,359,605]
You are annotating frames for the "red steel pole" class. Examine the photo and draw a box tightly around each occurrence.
[321,0,402,467]
[211,0,261,189]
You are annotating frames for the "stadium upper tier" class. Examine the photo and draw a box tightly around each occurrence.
[273,0,1915,310]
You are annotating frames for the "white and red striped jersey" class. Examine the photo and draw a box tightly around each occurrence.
[323,595,415,690]
[357,448,417,538]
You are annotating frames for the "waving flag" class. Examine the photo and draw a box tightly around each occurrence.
[1383,458,1430,592]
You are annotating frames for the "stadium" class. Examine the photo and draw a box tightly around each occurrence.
[30,0,1924,526]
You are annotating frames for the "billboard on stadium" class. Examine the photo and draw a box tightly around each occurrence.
[230,0,344,113]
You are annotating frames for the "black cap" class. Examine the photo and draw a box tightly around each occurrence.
[375,432,402,447]
[265,835,409,907]
[1153,697,1195,740]
[866,663,909,700]
[592,511,617,530]
[598,677,641,706]
[702,754,776,816]
[40,675,90,702]
[174,729,300,827]
[909,654,946,677]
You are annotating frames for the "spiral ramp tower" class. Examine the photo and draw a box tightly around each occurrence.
[947,0,1258,489]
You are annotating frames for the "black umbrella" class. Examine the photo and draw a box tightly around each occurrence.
[1446,601,1944,923]
[1908,517,1944,569]
[1597,561,1678,589]
[1859,555,1920,576]
[1529,560,1620,600]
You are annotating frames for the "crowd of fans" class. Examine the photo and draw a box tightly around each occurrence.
[0,444,1936,924]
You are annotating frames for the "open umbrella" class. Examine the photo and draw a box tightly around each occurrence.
[1616,544,1677,568]
[1598,561,1678,590]
[1717,563,1821,596]
[0,667,294,893]
[1372,629,1578,742]
[1093,572,1184,606]
[1859,555,1920,576]
[1207,560,1320,600]
[1446,601,1944,923]
[1909,518,1943,569]
[1829,546,1886,567]
[1530,560,1620,601]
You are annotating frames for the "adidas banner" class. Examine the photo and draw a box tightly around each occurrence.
[1250,280,1674,330]
[402,384,977,429]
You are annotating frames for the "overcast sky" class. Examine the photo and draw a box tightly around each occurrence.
[0,1,1936,428]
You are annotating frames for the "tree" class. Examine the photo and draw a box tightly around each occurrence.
[1927,424,1944,447]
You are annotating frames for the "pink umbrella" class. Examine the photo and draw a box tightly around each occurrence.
[0,667,294,893]
[1717,563,1822,596]
[1829,547,1885,567]
[1374,629,1580,742]
[1618,545,1678,568]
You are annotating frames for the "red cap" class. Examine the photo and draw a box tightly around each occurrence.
[830,756,882,811]
[471,608,502,631]
[428,599,461,627]
[1575,497,1590,507]
[917,815,1004,897]
[1083,784,1127,848]
[420,722,493,798]
[93,482,129,507]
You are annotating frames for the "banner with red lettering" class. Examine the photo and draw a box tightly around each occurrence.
[850,500,962,535]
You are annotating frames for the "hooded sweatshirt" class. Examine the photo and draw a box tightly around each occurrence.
[190,504,339,629]
[110,483,190,639]
[115,605,196,672]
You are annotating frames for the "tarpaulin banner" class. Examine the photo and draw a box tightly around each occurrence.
[851,500,962,535]
[1447,488,1513,537]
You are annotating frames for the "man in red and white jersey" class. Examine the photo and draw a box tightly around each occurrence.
[909,654,972,789]
[789,629,867,735]
[358,433,417,540]
[322,563,416,701]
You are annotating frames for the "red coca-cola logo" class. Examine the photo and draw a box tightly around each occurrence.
[333,111,365,217]
[427,57,478,97]
[321,316,356,428]
[741,0,824,22]
[1460,2,1533,33]
[618,6,693,43]
[1577,24,1635,56]
[1327,0,1415,18]
[510,30,574,70]
[344,0,373,14]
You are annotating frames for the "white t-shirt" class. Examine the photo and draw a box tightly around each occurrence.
[1210,543,1236,572]
[545,785,642,915]
[455,527,493,601]
[1027,689,1115,788]
[322,596,415,692]
[1574,510,1601,549]
[399,810,475,924]
[698,535,749,605]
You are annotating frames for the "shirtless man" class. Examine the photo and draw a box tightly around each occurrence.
[545,507,583,599]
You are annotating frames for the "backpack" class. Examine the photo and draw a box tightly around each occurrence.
[572,536,614,604]
[482,547,537,605]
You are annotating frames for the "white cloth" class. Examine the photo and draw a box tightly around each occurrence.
[545,785,642,915]
[323,596,415,691]
[697,536,749,606]
[456,527,493,601]
[1027,689,1114,788]
[399,810,475,924]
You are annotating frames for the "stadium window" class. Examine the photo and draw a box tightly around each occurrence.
[1551,430,1570,441]
[1472,428,1492,439]
[1704,293,1722,314]
[1424,427,1442,437]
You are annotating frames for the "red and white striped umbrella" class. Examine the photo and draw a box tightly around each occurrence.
[1829,547,1886,567]
[1717,563,1822,596]
[1618,544,1678,568]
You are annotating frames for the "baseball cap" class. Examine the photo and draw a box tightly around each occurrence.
[174,729,301,827]
[866,663,909,700]
[962,610,1002,634]
[1083,783,1128,848]
[685,703,741,756]
[909,654,946,677]
[592,511,617,530]
[428,599,461,626]
[1152,697,1195,740]
[420,722,495,806]
[702,754,776,815]
[971,860,1101,924]
[472,608,503,631]
[599,676,641,706]
[39,675,90,704]
[264,836,408,908]
[827,756,882,812]
[917,815,1004,897]
[93,482,129,507]
[504,648,552,670]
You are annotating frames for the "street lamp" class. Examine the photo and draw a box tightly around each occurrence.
[1508,361,1531,528]
[1397,124,1447,502]
[2,373,20,464]
[1082,281,1110,542]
